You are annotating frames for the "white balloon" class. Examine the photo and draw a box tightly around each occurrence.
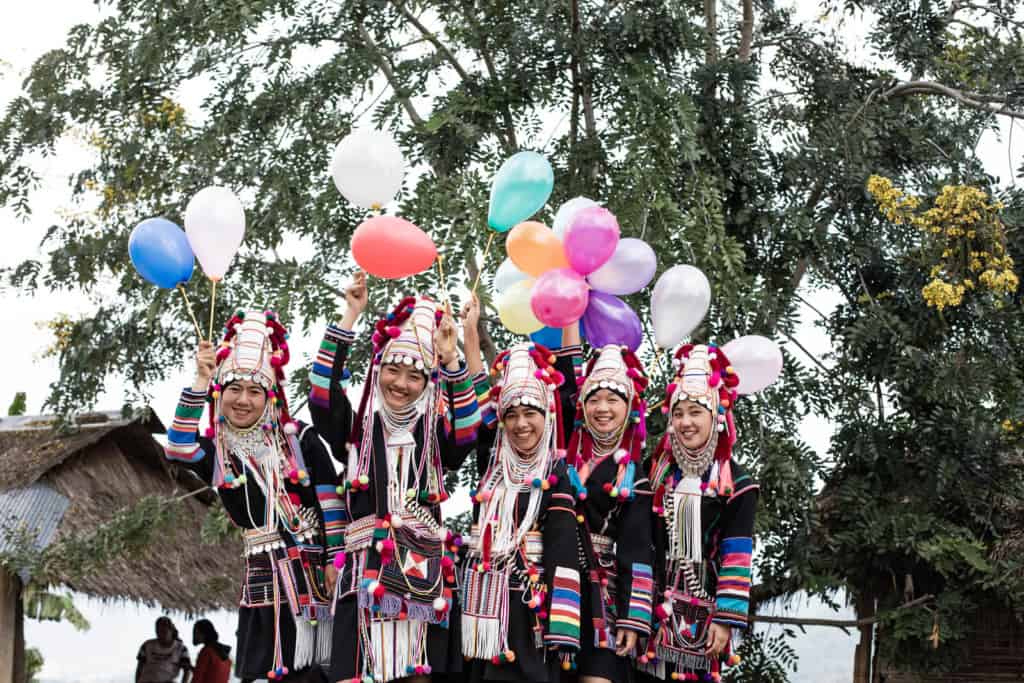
[493,257,529,293]
[650,265,711,349]
[552,196,598,239]
[330,129,406,209]
[184,186,246,280]
[722,335,783,395]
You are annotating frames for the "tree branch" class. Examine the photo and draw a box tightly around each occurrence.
[882,80,1024,120]
[752,594,934,630]
[738,0,754,63]
[358,24,426,128]
[704,0,719,66]
[391,2,472,81]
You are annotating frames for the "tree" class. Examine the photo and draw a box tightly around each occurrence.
[4,0,1024,678]
[7,393,26,416]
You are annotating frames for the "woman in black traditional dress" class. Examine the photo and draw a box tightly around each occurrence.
[637,344,759,683]
[554,325,656,683]
[308,272,482,683]
[459,296,582,682]
[165,309,341,683]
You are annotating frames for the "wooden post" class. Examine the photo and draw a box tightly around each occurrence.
[0,567,24,683]
[853,591,876,683]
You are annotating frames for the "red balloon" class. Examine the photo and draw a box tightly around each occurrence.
[351,215,437,279]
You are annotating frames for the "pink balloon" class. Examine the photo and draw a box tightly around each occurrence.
[351,215,437,279]
[530,268,590,328]
[564,206,620,275]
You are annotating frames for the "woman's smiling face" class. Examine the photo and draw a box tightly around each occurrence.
[378,362,428,410]
[671,399,713,450]
[584,388,628,433]
[220,379,267,428]
[502,404,547,454]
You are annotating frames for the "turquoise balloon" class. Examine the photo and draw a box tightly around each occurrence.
[487,151,554,232]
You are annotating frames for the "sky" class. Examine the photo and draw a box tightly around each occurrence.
[2,2,1022,682]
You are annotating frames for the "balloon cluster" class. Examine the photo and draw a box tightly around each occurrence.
[487,155,657,351]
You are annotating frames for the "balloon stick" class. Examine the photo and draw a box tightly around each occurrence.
[471,231,497,294]
[436,255,452,315]
[208,278,218,341]
[177,284,203,340]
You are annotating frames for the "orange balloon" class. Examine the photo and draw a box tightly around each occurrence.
[351,215,437,279]
[506,221,568,277]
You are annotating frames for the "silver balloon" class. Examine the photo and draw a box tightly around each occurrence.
[650,265,711,348]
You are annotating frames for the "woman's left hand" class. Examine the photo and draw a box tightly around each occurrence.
[615,629,638,656]
[705,622,731,658]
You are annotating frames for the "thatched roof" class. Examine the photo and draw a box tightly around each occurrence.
[0,410,241,613]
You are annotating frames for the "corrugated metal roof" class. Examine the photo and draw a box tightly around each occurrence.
[0,481,69,582]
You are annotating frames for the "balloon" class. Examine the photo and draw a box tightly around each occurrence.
[497,279,543,334]
[530,268,590,328]
[331,129,406,209]
[494,257,529,293]
[563,206,620,275]
[488,152,554,232]
[552,196,598,239]
[128,218,194,289]
[651,265,711,348]
[529,323,584,349]
[587,238,657,295]
[506,221,569,277]
[351,215,437,279]
[582,291,643,351]
[184,186,246,280]
[722,335,784,395]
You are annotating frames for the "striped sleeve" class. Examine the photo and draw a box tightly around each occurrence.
[471,371,497,428]
[553,344,584,382]
[617,562,654,635]
[316,484,348,560]
[165,388,207,463]
[442,362,481,446]
[713,536,753,628]
[309,324,355,410]
[545,566,582,651]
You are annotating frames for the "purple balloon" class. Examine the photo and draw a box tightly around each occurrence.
[531,268,590,328]
[587,237,657,295]
[564,206,620,275]
[582,291,642,351]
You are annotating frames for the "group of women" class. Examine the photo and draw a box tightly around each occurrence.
[163,270,757,683]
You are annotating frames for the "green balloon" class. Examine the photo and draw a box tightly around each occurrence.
[487,151,554,231]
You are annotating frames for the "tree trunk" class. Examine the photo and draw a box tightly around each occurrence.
[0,568,24,683]
[853,591,876,683]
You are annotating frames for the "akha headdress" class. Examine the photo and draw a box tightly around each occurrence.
[204,309,308,490]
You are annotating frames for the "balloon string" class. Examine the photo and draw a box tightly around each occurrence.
[177,284,203,340]
[471,231,497,294]
[208,278,218,341]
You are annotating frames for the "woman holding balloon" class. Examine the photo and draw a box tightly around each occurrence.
[554,324,656,683]
[308,273,483,683]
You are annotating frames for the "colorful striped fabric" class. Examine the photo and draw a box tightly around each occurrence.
[471,371,497,428]
[713,536,753,628]
[316,484,348,559]
[442,363,481,446]
[618,562,654,635]
[554,345,584,383]
[309,324,354,410]
[165,388,207,463]
[546,566,582,650]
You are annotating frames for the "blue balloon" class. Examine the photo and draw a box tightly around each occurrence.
[129,218,195,288]
[488,151,554,232]
[529,322,585,349]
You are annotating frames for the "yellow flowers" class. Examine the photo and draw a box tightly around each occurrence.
[867,175,1018,311]
[37,315,74,358]
[138,97,187,131]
